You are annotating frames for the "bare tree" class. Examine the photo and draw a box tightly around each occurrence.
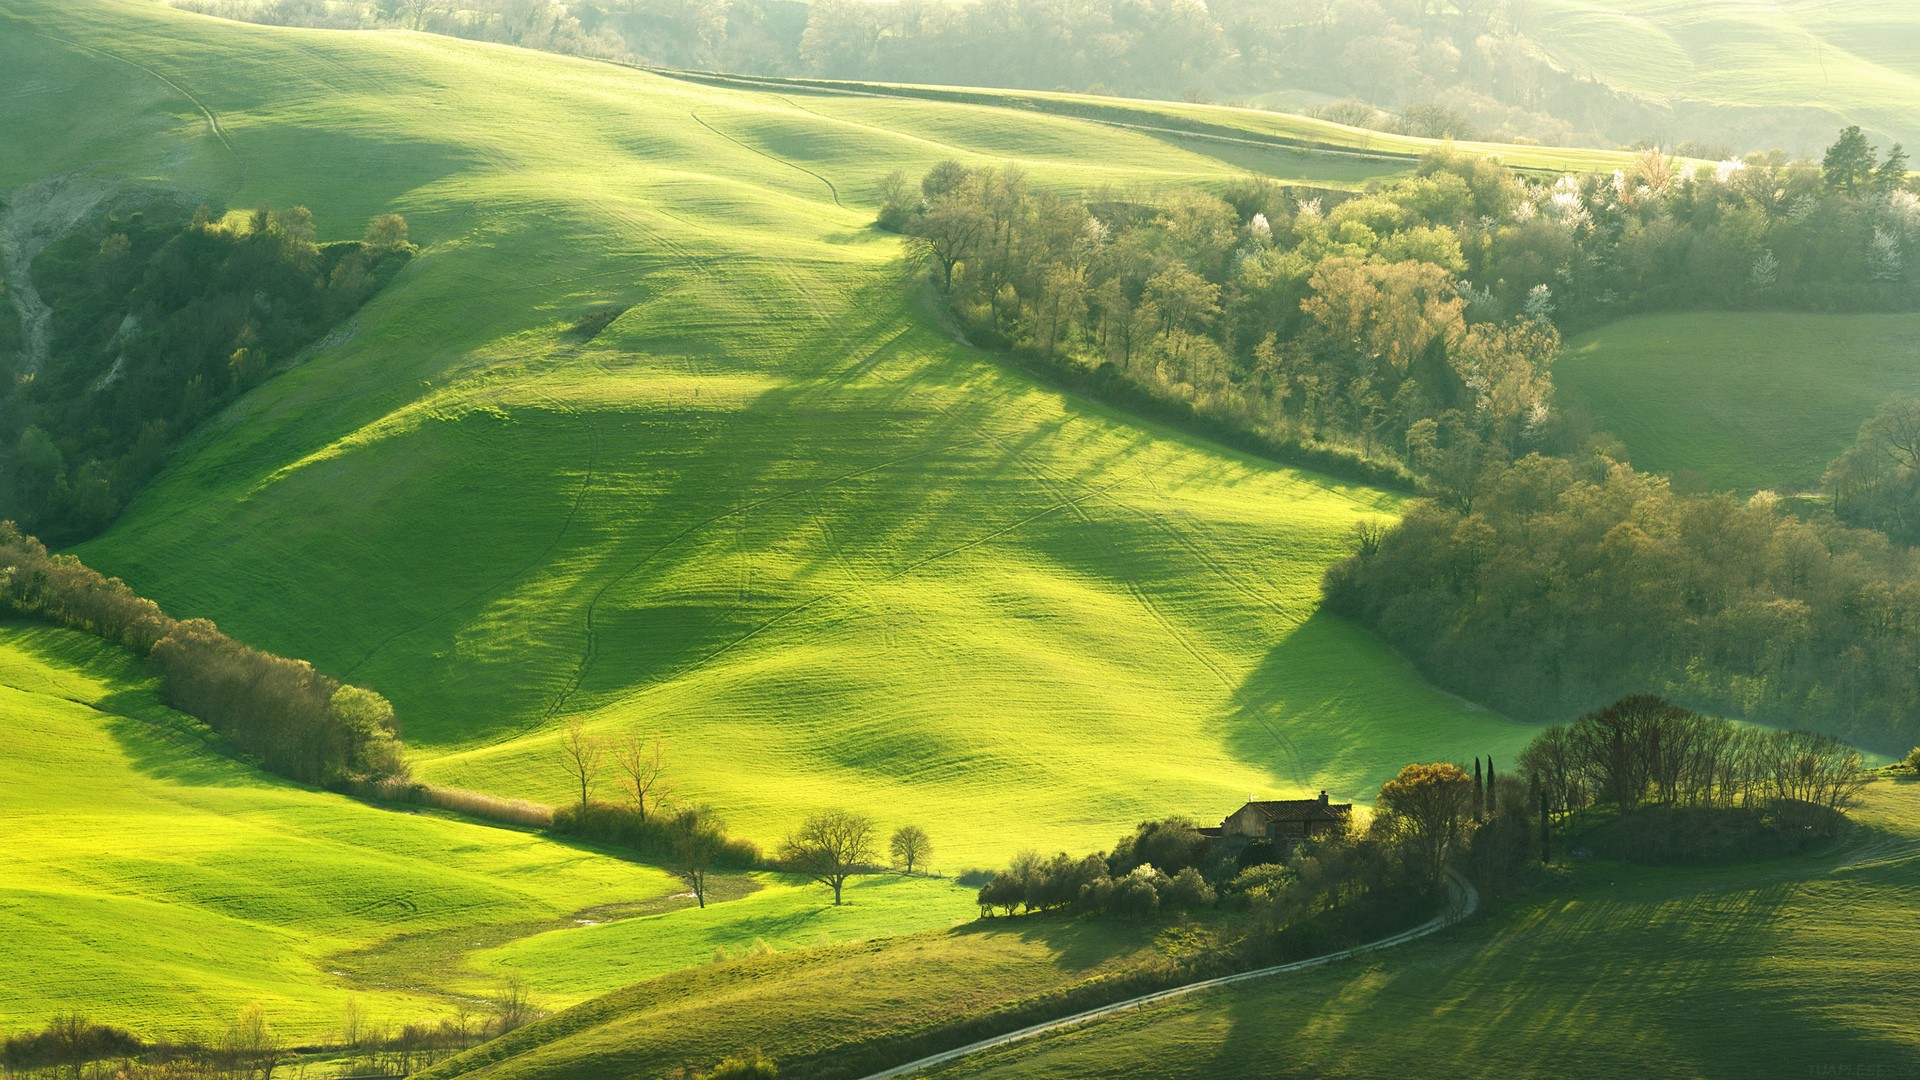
[615,730,670,821]
[889,824,931,875]
[672,804,727,908]
[558,717,603,810]
[780,809,876,905]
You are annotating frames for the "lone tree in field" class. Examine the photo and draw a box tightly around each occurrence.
[615,730,670,821]
[1376,762,1474,889]
[671,804,727,908]
[558,717,603,810]
[889,825,931,875]
[780,809,876,905]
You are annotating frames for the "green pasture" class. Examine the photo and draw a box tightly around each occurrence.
[933,777,1920,1077]
[0,0,1535,878]
[1555,311,1920,492]
[0,624,681,1038]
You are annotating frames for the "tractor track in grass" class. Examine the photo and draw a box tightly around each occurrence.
[344,371,603,679]
[689,108,845,209]
[540,431,997,724]
[27,29,247,194]
[584,454,1159,719]
[861,872,1480,1080]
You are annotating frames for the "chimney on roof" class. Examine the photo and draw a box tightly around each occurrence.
[1319,790,1328,805]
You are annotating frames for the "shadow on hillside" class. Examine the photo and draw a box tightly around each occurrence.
[1215,611,1535,800]
[948,912,1146,973]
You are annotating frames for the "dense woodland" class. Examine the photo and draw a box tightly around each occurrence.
[9,205,411,542]
[0,525,406,784]
[886,134,1919,481]
[1326,450,1920,750]
[175,0,1723,152]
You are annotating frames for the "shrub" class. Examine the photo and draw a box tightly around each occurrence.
[708,1047,777,1079]
[1161,867,1217,912]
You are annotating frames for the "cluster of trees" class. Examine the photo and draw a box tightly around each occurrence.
[1520,696,1868,821]
[975,818,1219,919]
[548,724,930,906]
[12,205,411,541]
[549,720,756,906]
[1826,395,1920,543]
[886,136,1920,483]
[1324,449,1920,749]
[178,0,1695,151]
[0,523,406,785]
[975,763,1507,924]
[1518,696,1869,862]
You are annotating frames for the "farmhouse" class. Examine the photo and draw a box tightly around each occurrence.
[1200,792,1353,854]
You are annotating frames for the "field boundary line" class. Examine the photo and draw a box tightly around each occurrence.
[857,872,1478,1080]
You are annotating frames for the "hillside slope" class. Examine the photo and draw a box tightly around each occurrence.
[1531,0,1920,153]
[0,624,679,1037]
[2,0,1532,871]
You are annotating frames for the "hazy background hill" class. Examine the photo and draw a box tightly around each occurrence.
[171,0,1920,158]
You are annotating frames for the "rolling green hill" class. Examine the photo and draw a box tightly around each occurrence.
[0,0,1534,878]
[0,623,683,1037]
[1555,312,1920,493]
[927,777,1920,1078]
[1530,0,1920,153]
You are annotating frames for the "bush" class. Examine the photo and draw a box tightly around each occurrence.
[1907,747,1920,775]
[1110,865,1165,918]
[1161,867,1216,912]
[708,1047,777,1078]
[549,800,759,868]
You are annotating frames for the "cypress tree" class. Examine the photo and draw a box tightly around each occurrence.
[1473,757,1485,821]
[1486,757,1496,815]
[1539,787,1551,864]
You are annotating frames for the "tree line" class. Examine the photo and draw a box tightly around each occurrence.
[0,523,407,785]
[1520,696,1868,823]
[548,719,932,907]
[883,135,1920,489]
[11,205,411,542]
[1325,448,1920,749]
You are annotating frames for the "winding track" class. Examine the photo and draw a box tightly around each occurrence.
[858,872,1479,1080]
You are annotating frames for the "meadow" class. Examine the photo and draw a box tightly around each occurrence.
[929,777,1920,1078]
[0,623,680,1038]
[1555,311,1920,492]
[0,0,1537,881]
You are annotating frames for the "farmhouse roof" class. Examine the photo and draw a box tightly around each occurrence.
[1245,792,1352,823]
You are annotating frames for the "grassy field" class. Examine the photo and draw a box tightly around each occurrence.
[931,777,1920,1078]
[1529,0,1920,152]
[0,0,1536,879]
[0,623,684,1038]
[1555,311,1920,492]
